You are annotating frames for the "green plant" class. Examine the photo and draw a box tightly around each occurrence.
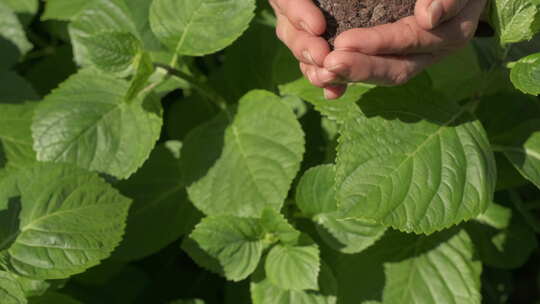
[0,0,539,303]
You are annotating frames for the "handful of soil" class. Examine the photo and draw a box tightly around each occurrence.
[314,0,417,45]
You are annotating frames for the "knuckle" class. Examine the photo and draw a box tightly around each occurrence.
[461,24,477,41]
[390,62,415,85]
[402,21,422,51]
[391,71,413,86]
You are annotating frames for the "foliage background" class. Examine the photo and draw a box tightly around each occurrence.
[0,0,539,303]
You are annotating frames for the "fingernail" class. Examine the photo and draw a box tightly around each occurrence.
[307,69,316,84]
[319,69,338,84]
[300,21,316,35]
[326,64,349,77]
[324,88,332,100]
[302,51,316,65]
[429,0,444,28]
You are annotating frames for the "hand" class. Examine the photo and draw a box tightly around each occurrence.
[270,0,488,99]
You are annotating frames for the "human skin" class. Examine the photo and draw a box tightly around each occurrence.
[269,0,488,99]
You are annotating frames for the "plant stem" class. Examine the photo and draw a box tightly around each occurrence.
[154,63,229,114]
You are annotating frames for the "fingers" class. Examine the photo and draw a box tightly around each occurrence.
[323,51,439,86]
[415,0,469,29]
[300,63,348,99]
[333,0,485,55]
[324,85,348,100]
[269,0,326,35]
[276,14,331,66]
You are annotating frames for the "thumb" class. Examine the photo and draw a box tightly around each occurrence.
[415,0,469,30]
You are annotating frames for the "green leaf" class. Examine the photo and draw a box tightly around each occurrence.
[32,69,163,179]
[296,165,338,217]
[14,275,49,298]
[476,202,511,229]
[260,209,300,245]
[42,0,95,21]
[0,0,37,15]
[491,0,540,44]
[296,165,386,254]
[189,216,265,281]
[81,31,142,76]
[0,2,32,69]
[382,230,481,304]
[0,0,38,25]
[0,271,26,304]
[28,292,82,304]
[493,121,540,188]
[0,101,37,169]
[69,0,161,66]
[265,243,320,291]
[125,52,154,101]
[0,163,131,280]
[149,0,256,56]
[279,78,372,123]
[315,213,386,255]
[113,142,202,261]
[426,45,483,102]
[510,53,540,95]
[187,90,305,217]
[251,262,338,304]
[332,229,481,304]
[335,78,497,234]
[467,202,538,269]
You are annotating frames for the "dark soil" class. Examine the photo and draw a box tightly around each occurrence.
[314,0,417,45]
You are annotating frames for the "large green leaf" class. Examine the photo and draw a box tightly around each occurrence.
[296,165,386,254]
[0,163,131,280]
[188,216,265,281]
[491,0,540,44]
[149,0,256,56]
[0,102,37,169]
[42,0,95,21]
[0,0,38,25]
[382,230,481,304]
[0,271,26,304]
[0,2,32,69]
[332,229,481,304]
[113,142,201,261]
[69,0,161,66]
[265,243,320,291]
[426,45,483,102]
[251,262,338,304]
[335,78,496,234]
[32,69,163,179]
[81,31,142,76]
[187,90,305,217]
[296,165,338,217]
[510,52,540,95]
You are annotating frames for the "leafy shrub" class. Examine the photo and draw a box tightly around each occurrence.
[0,0,539,303]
